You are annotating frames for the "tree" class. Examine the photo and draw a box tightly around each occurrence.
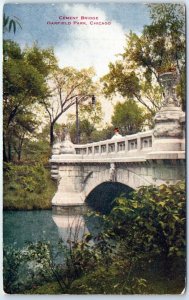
[66,99,103,143]
[8,112,38,161]
[111,99,147,135]
[101,4,185,114]
[24,43,58,77]
[91,125,114,142]
[145,4,186,109]
[44,67,97,145]
[3,13,22,34]
[67,119,95,144]
[3,41,49,161]
[101,51,162,117]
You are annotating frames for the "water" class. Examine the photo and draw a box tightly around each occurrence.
[3,182,132,250]
[3,208,99,250]
[3,210,61,249]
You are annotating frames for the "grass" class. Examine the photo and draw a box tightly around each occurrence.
[23,282,63,295]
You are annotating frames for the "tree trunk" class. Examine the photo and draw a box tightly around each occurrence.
[18,150,21,161]
[17,134,25,162]
[8,141,12,162]
[3,133,8,162]
[50,122,55,147]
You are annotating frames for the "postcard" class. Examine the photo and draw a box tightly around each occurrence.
[2,1,186,295]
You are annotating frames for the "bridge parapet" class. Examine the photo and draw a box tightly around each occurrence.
[51,130,154,164]
[51,126,185,165]
[74,130,153,157]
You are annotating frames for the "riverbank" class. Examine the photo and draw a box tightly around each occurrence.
[25,256,185,294]
[3,163,56,210]
[3,182,186,295]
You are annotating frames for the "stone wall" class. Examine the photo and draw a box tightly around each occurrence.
[51,160,185,207]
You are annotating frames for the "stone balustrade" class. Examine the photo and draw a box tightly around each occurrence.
[74,130,153,157]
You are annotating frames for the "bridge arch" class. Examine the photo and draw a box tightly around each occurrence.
[82,165,152,201]
[85,181,134,214]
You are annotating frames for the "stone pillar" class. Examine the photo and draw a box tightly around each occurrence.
[152,72,185,152]
[51,139,61,180]
[180,116,185,151]
[51,131,84,207]
[60,131,75,155]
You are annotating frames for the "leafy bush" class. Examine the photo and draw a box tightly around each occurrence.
[5,163,47,193]
[108,182,186,259]
[3,242,54,294]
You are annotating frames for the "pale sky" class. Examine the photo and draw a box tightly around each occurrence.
[4,2,151,125]
[4,2,151,77]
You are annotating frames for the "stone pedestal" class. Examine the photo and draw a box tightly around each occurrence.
[152,72,185,152]
[51,131,84,207]
[60,131,75,154]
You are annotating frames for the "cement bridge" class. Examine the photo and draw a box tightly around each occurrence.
[50,72,185,209]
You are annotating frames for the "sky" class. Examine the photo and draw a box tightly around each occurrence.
[3,2,152,125]
[4,2,151,78]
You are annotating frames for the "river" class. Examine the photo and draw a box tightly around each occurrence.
[3,207,101,250]
[3,182,133,250]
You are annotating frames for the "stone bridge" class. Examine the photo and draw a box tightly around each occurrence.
[50,72,185,208]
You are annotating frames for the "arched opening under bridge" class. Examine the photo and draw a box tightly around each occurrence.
[85,181,134,214]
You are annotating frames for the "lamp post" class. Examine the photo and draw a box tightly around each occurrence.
[75,95,96,144]
[76,97,80,144]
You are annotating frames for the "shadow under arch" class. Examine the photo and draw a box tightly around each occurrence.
[85,181,134,214]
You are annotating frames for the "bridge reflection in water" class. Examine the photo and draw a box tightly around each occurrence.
[52,182,134,243]
[52,206,89,244]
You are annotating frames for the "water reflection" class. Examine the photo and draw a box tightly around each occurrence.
[52,205,89,244]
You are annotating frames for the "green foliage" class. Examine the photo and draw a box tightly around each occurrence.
[3,246,23,293]
[4,59,48,99]
[108,182,186,258]
[46,66,97,145]
[90,125,114,142]
[3,163,56,210]
[111,99,147,135]
[70,266,147,294]
[68,122,114,144]
[24,282,62,294]
[4,180,186,294]
[5,163,47,192]
[102,3,185,115]
[3,13,22,34]
[102,62,140,98]
[68,119,96,144]
[24,44,58,77]
[144,4,185,74]
[66,99,103,143]
[3,40,22,59]
[3,40,51,162]
[3,242,55,294]
[22,139,51,165]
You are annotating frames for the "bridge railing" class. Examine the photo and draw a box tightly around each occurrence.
[74,130,154,158]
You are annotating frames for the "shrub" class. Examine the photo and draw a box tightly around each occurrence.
[4,163,47,193]
[3,241,58,294]
[3,162,56,210]
[108,182,186,259]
